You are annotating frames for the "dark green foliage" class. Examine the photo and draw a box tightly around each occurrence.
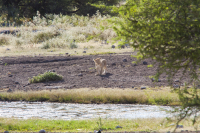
[111,0,200,130]
[0,0,120,24]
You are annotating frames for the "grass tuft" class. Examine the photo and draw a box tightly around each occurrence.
[33,31,60,43]
[29,72,63,83]
[0,36,9,46]
[0,88,179,105]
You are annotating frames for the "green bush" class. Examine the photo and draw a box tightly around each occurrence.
[69,40,78,49]
[0,37,9,46]
[33,31,60,43]
[29,72,63,83]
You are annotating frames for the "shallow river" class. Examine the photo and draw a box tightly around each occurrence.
[0,102,171,120]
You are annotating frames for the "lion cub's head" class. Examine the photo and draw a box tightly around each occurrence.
[93,58,102,65]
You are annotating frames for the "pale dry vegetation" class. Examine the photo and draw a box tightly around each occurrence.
[0,11,132,57]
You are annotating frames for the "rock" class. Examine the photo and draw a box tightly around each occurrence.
[111,45,115,49]
[143,61,148,65]
[132,86,134,88]
[7,89,12,92]
[115,125,123,128]
[52,70,55,72]
[83,51,86,53]
[141,86,146,90]
[111,63,116,66]
[65,53,69,55]
[78,73,83,76]
[94,130,101,133]
[8,75,13,77]
[125,43,130,48]
[151,78,161,82]
[39,129,46,133]
[176,125,183,128]
[173,84,180,88]
[4,131,9,133]
[0,30,18,35]
[118,45,125,49]
[6,48,10,51]
[15,81,19,84]
[175,80,179,82]
[123,59,127,62]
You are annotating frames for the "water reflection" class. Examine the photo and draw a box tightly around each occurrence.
[0,102,171,120]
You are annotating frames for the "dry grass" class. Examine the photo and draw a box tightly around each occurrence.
[0,11,132,57]
[0,88,179,105]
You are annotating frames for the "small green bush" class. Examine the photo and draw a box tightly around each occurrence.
[0,37,9,46]
[29,72,63,83]
[41,43,50,49]
[33,31,60,43]
[69,40,78,49]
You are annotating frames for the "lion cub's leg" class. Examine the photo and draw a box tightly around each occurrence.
[95,65,101,76]
[102,60,107,75]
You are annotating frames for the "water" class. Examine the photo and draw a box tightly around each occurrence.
[0,102,171,120]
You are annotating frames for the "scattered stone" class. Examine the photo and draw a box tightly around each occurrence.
[83,51,86,53]
[39,129,46,133]
[111,63,116,66]
[115,125,123,128]
[143,61,148,65]
[111,45,115,49]
[151,78,161,82]
[118,45,125,49]
[134,88,138,90]
[4,131,9,133]
[173,84,180,88]
[141,86,146,90]
[175,80,179,82]
[125,43,130,48]
[65,53,69,55]
[123,59,127,62]
[7,89,12,92]
[52,70,55,72]
[0,30,18,35]
[176,125,183,128]
[132,86,134,88]
[96,130,101,133]
[8,75,13,77]
[6,48,10,51]
[78,73,83,76]
[15,81,19,84]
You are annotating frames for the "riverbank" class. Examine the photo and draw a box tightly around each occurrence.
[0,117,197,132]
[0,88,179,105]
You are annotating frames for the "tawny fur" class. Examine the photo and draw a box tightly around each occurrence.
[93,58,107,75]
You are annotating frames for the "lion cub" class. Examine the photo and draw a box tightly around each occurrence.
[93,58,107,75]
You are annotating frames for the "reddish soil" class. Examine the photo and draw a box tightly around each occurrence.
[0,52,189,91]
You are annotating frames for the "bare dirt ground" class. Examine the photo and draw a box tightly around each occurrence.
[0,52,189,91]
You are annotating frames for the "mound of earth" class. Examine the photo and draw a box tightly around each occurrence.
[0,52,189,91]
